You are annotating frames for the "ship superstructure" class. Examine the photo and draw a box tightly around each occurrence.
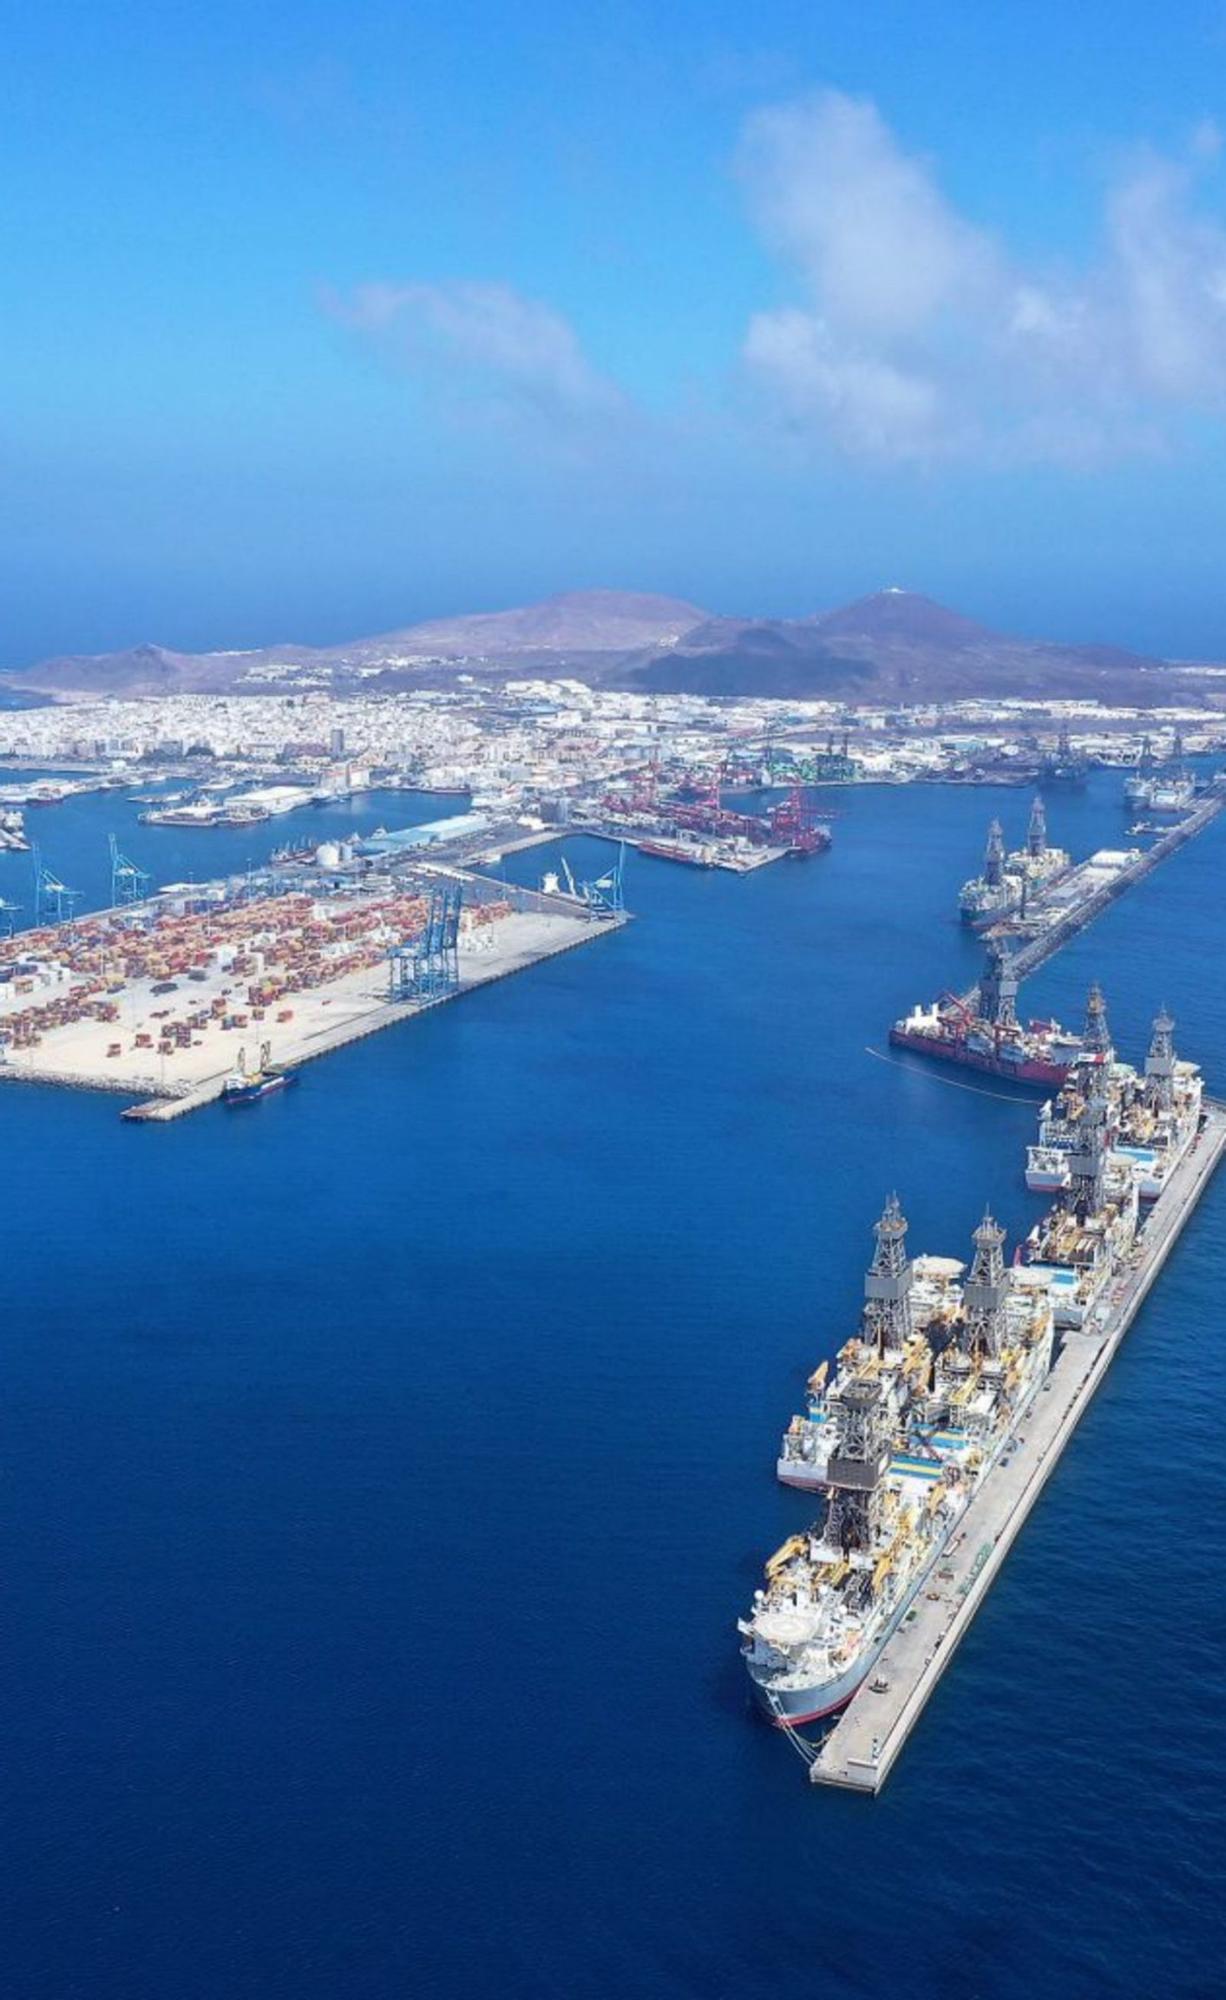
[1019,1021,1138,1327]
[1026,993,1203,1204]
[743,1197,1054,1724]
[959,798,1071,925]
[1125,731,1197,815]
[223,1040,297,1106]
[890,942,1083,1087]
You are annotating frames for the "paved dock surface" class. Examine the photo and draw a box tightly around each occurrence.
[120,907,626,1122]
[810,1101,1226,1794]
[1005,788,1226,980]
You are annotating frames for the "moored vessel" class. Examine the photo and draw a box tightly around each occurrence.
[889,943,1082,1088]
[1026,995,1203,1203]
[223,1040,297,1106]
[959,799,1071,925]
[742,1198,1054,1725]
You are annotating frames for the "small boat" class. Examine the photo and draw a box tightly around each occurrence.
[223,1041,297,1107]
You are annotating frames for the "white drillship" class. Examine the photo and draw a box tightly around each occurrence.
[1019,986,1143,1328]
[1026,994,1203,1206]
[959,798,1070,925]
[741,1200,1054,1726]
[1125,731,1198,814]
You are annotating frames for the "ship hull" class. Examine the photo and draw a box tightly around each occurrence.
[223,1073,296,1106]
[749,1361,1051,1728]
[776,1460,828,1491]
[745,1529,955,1727]
[748,1658,870,1726]
[888,1025,1073,1089]
[637,843,714,868]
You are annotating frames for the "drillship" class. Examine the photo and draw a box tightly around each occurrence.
[1026,993,1204,1202]
[889,942,1083,1088]
[1018,1010,1139,1328]
[741,1197,1054,1725]
[1125,732,1197,815]
[959,799,1071,925]
[223,1041,297,1106]
[1041,720,1089,786]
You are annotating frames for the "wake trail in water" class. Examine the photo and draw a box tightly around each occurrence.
[865,1045,1036,1106]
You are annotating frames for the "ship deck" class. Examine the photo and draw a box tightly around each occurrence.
[807,1098,1226,1795]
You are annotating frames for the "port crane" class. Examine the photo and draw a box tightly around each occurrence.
[389,881,463,1001]
[109,833,150,907]
[31,845,82,925]
[559,842,626,919]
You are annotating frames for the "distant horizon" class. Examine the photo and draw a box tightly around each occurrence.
[5,577,1225,678]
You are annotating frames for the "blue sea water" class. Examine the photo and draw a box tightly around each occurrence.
[1,784,465,925]
[2,776,1224,1999]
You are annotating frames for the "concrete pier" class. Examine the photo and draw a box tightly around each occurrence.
[1000,788,1226,981]
[809,1100,1226,1795]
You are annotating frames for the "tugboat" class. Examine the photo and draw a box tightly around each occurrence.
[223,1041,297,1107]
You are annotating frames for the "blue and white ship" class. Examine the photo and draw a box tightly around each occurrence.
[223,1041,297,1107]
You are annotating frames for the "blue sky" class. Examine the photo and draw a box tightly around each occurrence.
[6,0,1226,664]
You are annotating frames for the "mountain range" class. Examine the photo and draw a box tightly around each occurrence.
[4,587,1211,708]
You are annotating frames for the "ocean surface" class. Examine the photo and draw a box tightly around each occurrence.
[3,775,1224,1999]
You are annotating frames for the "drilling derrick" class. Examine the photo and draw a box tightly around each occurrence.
[862,1192,914,1355]
[1081,981,1113,1062]
[1026,796,1047,859]
[983,818,1006,888]
[823,1376,893,1557]
[1063,1081,1112,1219]
[963,1210,1008,1361]
[1144,1005,1177,1113]
[978,942,1018,1030]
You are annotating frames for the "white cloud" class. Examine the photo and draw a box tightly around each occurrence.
[736,89,1226,463]
[329,279,624,429]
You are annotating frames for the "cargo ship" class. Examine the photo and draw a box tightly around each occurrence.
[742,1198,1054,1723]
[958,799,1070,925]
[1025,996,1203,1204]
[636,838,717,868]
[223,1041,297,1106]
[889,944,1083,1089]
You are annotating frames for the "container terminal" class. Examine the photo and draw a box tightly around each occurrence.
[0,845,627,1121]
[743,1008,1224,1791]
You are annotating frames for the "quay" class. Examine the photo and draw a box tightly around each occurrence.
[120,896,622,1122]
[989,786,1226,980]
[808,1098,1226,1795]
[0,865,626,1123]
